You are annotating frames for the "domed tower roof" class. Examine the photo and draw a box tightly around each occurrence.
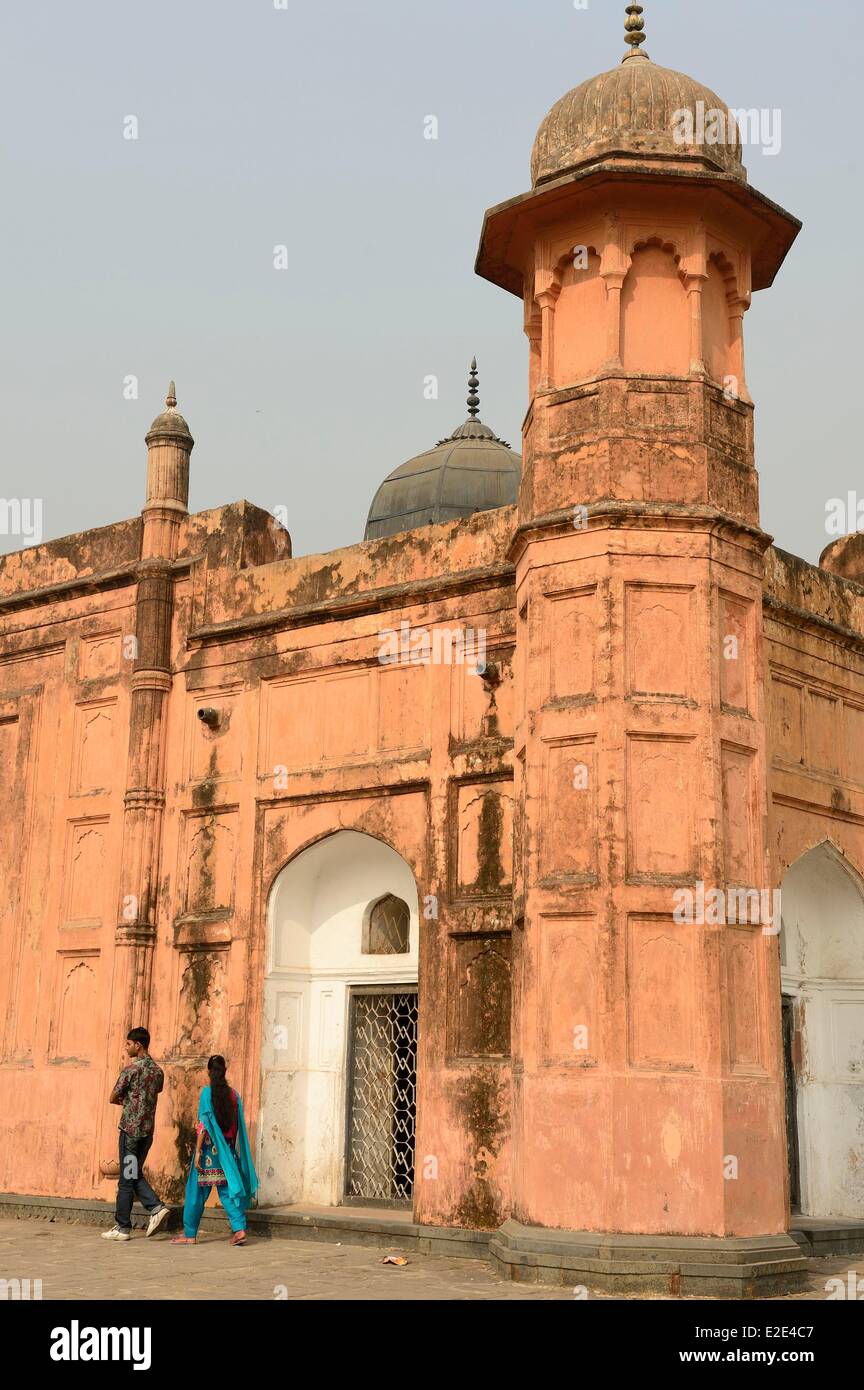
[145,380,194,446]
[364,360,521,541]
[531,4,744,186]
[476,3,800,299]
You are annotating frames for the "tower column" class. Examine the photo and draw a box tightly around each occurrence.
[684,271,709,374]
[99,384,193,1179]
[535,274,561,390]
[601,270,626,368]
[600,213,628,368]
[729,294,752,402]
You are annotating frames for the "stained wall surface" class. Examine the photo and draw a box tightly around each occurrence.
[0,503,517,1225]
[1,494,862,1228]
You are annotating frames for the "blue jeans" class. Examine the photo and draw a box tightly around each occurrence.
[115,1129,162,1231]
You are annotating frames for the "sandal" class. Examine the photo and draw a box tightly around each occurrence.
[229,1231,247,1246]
[171,1236,197,1245]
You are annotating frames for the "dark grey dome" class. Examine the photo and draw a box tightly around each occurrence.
[364,361,521,541]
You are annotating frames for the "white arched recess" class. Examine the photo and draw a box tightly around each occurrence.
[259,830,419,1207]
[780,842,864,1218]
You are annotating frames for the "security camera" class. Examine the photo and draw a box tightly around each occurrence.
[479,661,502,690]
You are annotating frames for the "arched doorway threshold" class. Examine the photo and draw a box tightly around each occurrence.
[259,830,419,1210]
[780,841,864,1221]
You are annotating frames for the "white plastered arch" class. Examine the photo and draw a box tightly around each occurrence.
[259,830,419,1207]
[780,841,864,1218]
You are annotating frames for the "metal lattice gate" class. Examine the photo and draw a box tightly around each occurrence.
[782,996,800,1210]
[344,987,418,1205]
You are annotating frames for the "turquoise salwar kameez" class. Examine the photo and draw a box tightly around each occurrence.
[182,1085,258,1238]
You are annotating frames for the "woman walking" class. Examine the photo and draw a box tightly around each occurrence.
[172,1055,258,1246]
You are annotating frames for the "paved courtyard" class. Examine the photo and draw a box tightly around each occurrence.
[0,1217,860,1301]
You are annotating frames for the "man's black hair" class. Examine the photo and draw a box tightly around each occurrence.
[127,1026,150,1049]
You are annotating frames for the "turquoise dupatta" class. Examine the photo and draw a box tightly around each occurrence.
[184,1085,259,1209]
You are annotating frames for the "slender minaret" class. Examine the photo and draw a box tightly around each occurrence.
[125,382,192,991]
[142,380,193,558]
[478,7,806,1291]
[101,385,193,1172]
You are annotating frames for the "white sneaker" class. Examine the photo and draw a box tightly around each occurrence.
[101,1226,131,1241]
[146,1206,170,1237]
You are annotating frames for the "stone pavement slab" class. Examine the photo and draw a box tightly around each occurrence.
[0,1218,860,1301]
[0,1217,567,1301]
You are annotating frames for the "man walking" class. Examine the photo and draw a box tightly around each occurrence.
[102,1027,170,1241]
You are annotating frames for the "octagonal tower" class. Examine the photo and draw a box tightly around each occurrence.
[478,7,807,1293]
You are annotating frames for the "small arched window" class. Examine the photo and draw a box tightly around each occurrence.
[363,894,411,955]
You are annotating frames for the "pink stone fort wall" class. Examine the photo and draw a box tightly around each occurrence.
[3,469,863,1235]
[2,15,863,1242]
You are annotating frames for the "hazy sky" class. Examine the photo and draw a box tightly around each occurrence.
[1,0,860,564]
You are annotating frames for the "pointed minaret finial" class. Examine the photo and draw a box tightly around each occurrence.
[166,380,177,409]
[467,357,480,418]
[623,4,649,61]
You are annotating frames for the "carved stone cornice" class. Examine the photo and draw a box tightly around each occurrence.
[123,787,167,812]
[114,923,158,947]
[130,669,172,695]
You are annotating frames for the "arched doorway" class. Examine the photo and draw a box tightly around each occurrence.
[780,842,864,1218]
[259,830,419,1208]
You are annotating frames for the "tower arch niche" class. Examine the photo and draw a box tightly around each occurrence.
[551,246,605,387]
[780,841,864,1218]
[260,830,419,1208]
[620,239,689,376]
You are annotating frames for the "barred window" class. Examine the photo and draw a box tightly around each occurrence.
[363,894,410,955]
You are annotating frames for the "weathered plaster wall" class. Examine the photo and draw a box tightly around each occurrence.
[764,547,864,878]
[2,497,862,1231]
[0,575,135,1196]
[0,502,517,1230]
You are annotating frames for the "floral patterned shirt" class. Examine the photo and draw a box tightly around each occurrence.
[110,1055,164,1139]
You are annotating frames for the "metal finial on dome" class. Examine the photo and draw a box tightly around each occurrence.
[165,380,177,409]
[467,358,480,418]
[623,4,649,62]
[438,361,511,446]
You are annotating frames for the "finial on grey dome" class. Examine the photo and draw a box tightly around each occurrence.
[467,358,480,419]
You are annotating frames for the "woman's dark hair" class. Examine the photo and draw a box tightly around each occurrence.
[207,1054,235,1134]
